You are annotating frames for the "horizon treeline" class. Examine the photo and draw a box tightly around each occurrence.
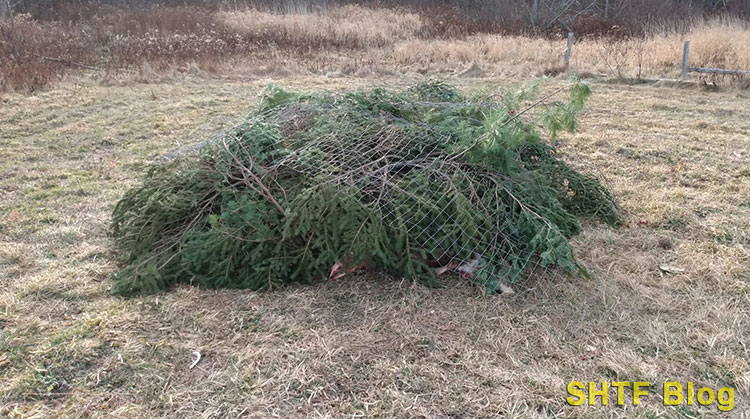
[9,0,750,36]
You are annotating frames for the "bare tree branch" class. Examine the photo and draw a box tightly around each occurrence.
[37,55,101,71]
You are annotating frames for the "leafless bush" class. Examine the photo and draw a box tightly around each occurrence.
[594,26,633,79]
[0,14,62,91]
[1,1,748,92]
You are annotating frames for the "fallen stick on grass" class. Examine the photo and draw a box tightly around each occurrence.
[37,54,100,71]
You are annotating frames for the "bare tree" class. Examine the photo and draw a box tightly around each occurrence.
[521,0,602,33]
[1,0,10,22]
[521,0,572,33]
[1,0,26,22]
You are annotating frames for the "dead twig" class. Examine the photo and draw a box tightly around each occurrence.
[189,351,202,370]
[222,135,286,216]
[37,54,100,71]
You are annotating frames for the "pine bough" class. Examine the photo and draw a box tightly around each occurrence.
[111,80,620,296]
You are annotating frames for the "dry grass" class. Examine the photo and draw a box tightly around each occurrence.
[0,74,748,417]
[1,6,748,92]
[218,5,423,49]
[393,17,750,79]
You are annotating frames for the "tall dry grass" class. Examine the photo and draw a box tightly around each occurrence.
[218,5,423,50]
[393,17,750,79]
[1,5,748,92]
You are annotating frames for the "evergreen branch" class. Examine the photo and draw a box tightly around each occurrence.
[109,80,617,296]
[221,135,286,216]
[449,84,571,162]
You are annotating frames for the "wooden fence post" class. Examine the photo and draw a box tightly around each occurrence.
[564,32,574,68]
[681,40,690,80]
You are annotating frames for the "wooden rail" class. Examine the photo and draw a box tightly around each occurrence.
[682,40,749,79]
[687,66,750,76]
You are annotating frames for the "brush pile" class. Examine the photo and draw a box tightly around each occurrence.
[111,80,620,296]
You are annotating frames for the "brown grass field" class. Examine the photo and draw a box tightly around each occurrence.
[2,5,749,92]
[0,72,748,417]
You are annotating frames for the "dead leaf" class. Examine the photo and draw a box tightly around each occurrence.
[5,210,20,224]
[659,264,685,274]
[497,283,515,295]
[578,344,600,360]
